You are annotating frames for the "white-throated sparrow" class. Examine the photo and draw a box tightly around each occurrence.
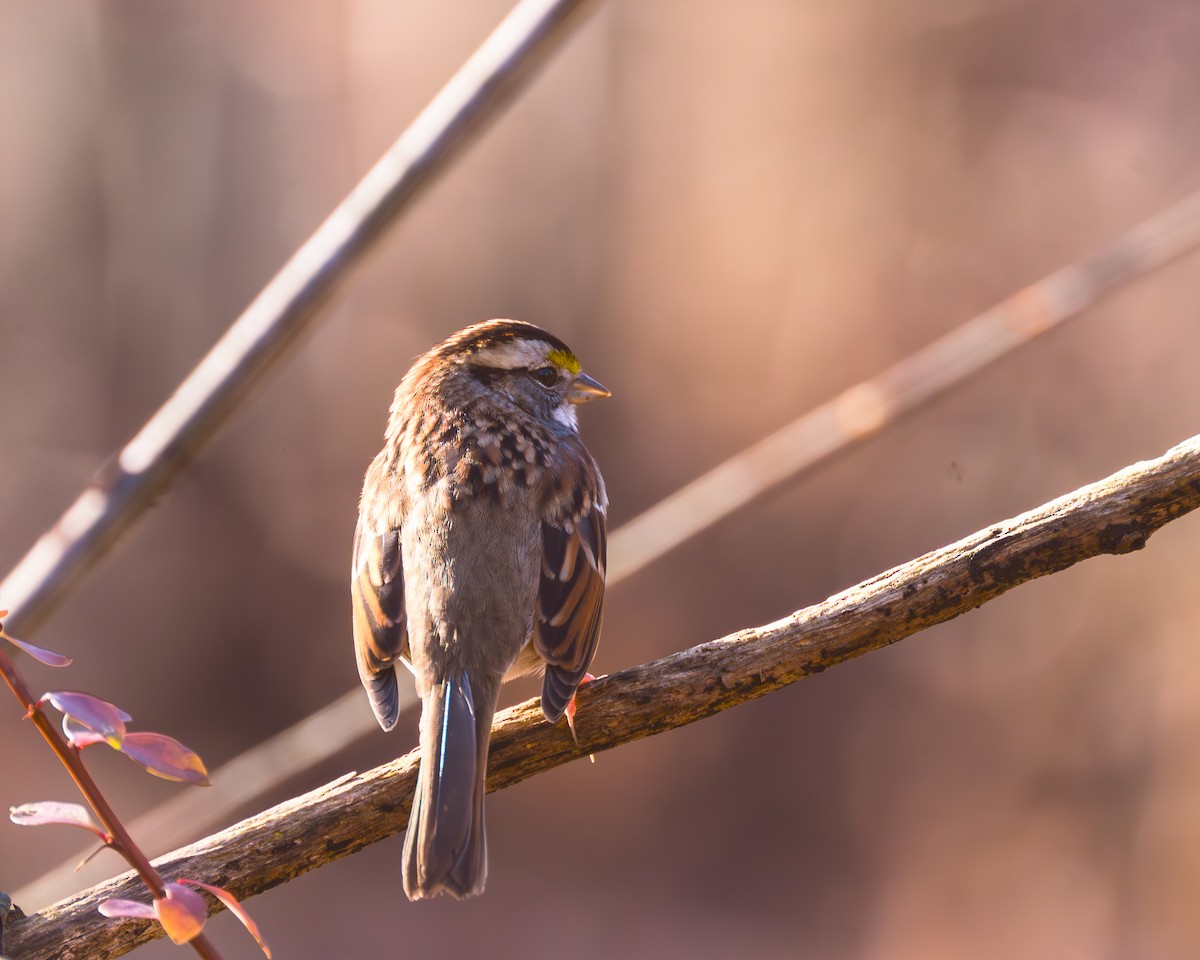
[352,319,609,900]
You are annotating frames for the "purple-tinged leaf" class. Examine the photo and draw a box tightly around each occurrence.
[99,898,155,921]
[40,691,130,747]
[119,731,210,786]
[63,715,109,749]
[155,883,208,945]
[180,879,272,958]
[9,801,109,842]
[1,631,72,667]
[100,886,210,945]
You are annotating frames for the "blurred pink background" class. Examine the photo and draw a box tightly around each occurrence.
[4,1,1200,958]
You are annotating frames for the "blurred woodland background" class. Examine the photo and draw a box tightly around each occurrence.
[4,1,1200,958]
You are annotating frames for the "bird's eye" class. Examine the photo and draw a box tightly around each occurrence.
[529,366,560,388]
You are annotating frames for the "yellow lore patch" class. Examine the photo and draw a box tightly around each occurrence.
[547,348,581,375]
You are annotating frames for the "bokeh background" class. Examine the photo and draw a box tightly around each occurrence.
[4,1,1200,958]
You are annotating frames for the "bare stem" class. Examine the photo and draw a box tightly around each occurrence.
[0,644,223,960]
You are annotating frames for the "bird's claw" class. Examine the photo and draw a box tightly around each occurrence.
[565,673,596,761]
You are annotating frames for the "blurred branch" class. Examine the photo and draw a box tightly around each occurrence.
[607,186,1200,581]
[17,185,1200,911]
[9,432,1200,960]
[0,0,597,637]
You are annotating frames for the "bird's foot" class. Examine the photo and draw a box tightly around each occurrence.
[566,673,596,761]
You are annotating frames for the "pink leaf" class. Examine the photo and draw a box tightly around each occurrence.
[179,879,272,958]
[1,631,72,667]
[9,801,109,842]
[62,715,109,749]
[98,898,156,921]
[101,886,211,945]
[119,731,210,786]
[40,691,130,748]
[155,883,208,945]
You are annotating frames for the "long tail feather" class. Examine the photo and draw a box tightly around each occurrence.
[402,674,490,899]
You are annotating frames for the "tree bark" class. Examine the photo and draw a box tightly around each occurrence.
[6,433,1200,959]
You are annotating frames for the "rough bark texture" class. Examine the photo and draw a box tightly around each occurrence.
[6,435,1200,959]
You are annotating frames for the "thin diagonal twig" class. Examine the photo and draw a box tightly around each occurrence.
[606,186,1200,581]
[7,432,1200,960]
[0,0,598,638]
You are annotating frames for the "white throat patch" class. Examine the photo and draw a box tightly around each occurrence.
[552,403,579,431]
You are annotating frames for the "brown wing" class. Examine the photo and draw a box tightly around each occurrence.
[534,502,606,722]
[351,466,408,731]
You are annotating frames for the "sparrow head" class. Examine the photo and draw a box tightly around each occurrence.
[426,319,610,432]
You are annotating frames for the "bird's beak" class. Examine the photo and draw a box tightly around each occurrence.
[569,372,611,404]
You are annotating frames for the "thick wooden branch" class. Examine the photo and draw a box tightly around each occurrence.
[7,434,1200,959]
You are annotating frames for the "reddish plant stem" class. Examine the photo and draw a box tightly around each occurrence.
[0,642,223,960]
